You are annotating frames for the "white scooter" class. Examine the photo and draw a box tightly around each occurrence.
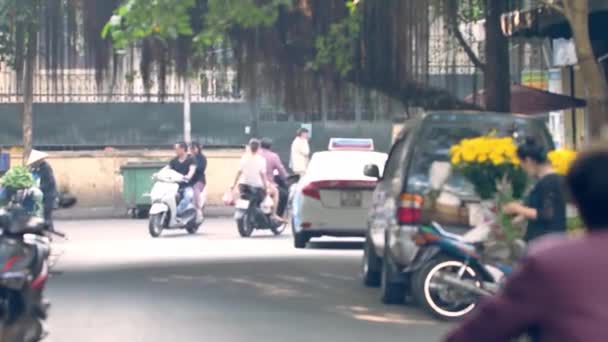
[148,168,202,238]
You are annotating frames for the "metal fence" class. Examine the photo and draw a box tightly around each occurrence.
[0,69,242,104]
[0,103,394,160]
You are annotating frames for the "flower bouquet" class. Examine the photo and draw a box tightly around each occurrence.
[450,136,528,262]
[548,148,577,175]
[549,148,581,234]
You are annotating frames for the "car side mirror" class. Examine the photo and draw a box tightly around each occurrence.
[364,164,381,179]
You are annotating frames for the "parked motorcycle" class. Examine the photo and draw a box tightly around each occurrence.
[148,169,201,238]
[0,203,65,341]
[409,222,521,321]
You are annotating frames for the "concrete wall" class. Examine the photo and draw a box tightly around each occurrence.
[10,149,243,209]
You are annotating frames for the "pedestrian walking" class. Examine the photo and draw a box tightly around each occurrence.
[289,128,310,176]
[190,142,207,222]
[445,146,608,342]
[503,138,567,242]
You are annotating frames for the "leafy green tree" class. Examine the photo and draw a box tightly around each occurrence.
[0,0,41,161]
[103,0,289,58]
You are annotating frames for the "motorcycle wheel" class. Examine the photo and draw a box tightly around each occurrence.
[270,221,286,236]
[148,214,164,238]
[186,222,200,235]
[411,256,481,321]
[1,316,42,342]
[237,214,254,238]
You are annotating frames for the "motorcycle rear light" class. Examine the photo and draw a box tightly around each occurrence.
[398,193,424,224]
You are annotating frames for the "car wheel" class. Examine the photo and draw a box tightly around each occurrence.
[362,236,382,287]
[292,217,309,248]
[380,242,405,304]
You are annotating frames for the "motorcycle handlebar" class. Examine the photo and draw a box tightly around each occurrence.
[49,229,67,238]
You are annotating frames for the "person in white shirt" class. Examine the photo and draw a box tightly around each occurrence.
[289,128,310,176]
[232,138,268,192]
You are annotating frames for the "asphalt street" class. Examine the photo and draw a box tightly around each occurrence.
[46,218,451,342]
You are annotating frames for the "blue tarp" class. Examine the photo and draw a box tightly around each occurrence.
[0,153,9,172]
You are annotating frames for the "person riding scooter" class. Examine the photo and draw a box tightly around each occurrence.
[260,138,289,218]
[157,142,196,216]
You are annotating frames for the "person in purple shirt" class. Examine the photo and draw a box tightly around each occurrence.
[260,138,288,220]
[446,146,608,342]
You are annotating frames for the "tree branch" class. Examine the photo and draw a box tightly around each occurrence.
[452,22,486,72]
[445,0,486,72]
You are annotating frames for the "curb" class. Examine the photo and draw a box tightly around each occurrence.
[55,206,234,221]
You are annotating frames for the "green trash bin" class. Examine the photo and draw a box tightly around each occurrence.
[120,162,166,218]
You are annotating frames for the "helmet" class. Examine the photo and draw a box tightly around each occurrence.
[261,138,273,149]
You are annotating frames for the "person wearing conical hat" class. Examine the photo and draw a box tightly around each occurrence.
[27,150,57,230]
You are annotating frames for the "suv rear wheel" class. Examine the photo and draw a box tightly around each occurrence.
[380,243,405,304]
[362,236,381,287]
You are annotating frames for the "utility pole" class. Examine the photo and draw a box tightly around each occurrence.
[183,77,192,144]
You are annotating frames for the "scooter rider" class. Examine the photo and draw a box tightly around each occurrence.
[231,139,268,202]
[160,142,196,215]
[260,138,288,218]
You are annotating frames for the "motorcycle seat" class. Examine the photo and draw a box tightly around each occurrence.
[431,221,464,242]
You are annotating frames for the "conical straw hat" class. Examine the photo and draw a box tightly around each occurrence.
[26,150,48,166]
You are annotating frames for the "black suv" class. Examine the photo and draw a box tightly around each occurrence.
[361,111,554,304]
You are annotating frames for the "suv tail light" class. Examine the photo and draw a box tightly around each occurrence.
[302,180,377,200]
[398,193,424,224]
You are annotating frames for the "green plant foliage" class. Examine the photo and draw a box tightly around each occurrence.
[0,166,35,190]
[0,0,40,67]
[103,0,290,55]
[102,0,197,52]
[313,0,362,76]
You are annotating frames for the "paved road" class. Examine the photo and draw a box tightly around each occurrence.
[47,219,450,342]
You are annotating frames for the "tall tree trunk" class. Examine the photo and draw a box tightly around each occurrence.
[564,0,608,140]
[22,23,38,163]
[484,0,511,112]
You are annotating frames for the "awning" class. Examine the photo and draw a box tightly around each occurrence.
[502,1,608,39]
[464,84,587,115]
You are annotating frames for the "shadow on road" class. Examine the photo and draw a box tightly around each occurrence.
[157,232,204,239]
[307,241,364,250]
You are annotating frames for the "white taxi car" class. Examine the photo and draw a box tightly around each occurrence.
[291,138,387,248]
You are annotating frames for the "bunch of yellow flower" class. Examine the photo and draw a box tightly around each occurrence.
[450,136,520,167]
[548,148,577,175]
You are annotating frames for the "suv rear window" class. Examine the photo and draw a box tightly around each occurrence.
[405,115,552,229]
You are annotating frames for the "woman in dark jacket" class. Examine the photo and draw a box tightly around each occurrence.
[27,150,57,230]
[190,142,207,222]
[503,138,567,242]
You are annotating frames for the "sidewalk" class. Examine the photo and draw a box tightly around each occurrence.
[54,205,234,220]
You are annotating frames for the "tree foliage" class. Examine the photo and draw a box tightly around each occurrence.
[313,0,362,76]
[102,0,290,57]
[0,0,39,69]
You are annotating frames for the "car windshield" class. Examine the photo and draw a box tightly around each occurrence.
[307,151,388,180]
[406,115,552,196]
